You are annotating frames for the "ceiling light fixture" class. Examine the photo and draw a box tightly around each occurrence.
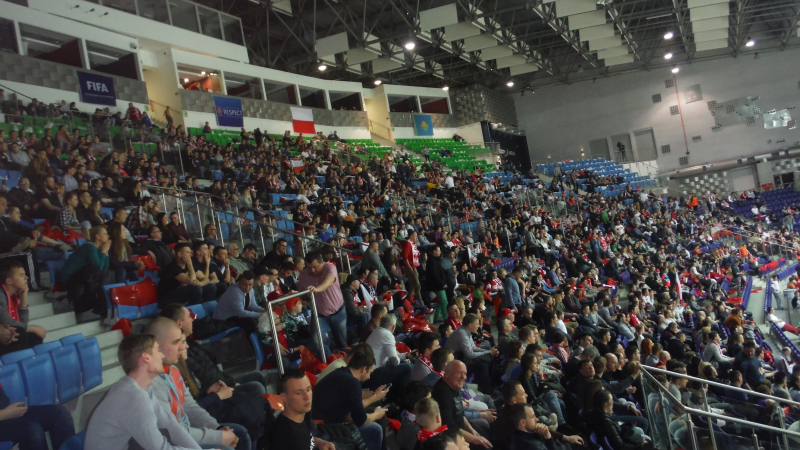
[746,39,755,47]
[506,80,514,87]
[404,42,415,50]
[318,64,327,71]
[672,67,680,73]
[442,85,449,91]
[664,52,673,60]
[664,31,674,39]
[201,71,206,75]
[183,78,189,82]
[374,79,382,86]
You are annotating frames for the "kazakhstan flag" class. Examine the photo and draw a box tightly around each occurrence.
[413,114,434,136]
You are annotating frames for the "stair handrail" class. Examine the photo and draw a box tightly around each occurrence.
[641,365,799,449]
[147,185,369,250]
[368,120,393,141]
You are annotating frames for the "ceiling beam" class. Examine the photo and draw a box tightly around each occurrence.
[671,0,694,62]
[529,1,599,71]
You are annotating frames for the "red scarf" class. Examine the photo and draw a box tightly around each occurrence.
[1,285,19,322]
[418,355,443,378]
[417,425,448,442]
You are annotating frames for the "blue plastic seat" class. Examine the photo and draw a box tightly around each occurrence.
[202,301,218,316]
[19,355,57,405]
[33,341,62,355]
[50,345,82,403]
[47,260,66,289]
[250,333,264,371]
[0,363,25,404]
[187,304,207,319]
[1,349,35,365]
[60,334,85,346]
[0,442,15,450]
[58,431,86,450]
[76,337,103,391]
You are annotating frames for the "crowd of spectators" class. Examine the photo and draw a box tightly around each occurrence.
[2,104,800,450]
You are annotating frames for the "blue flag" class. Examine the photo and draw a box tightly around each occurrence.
[414,114,434,136]
[213,96,244,127]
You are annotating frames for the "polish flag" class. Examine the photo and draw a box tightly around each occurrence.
[290,107,316,134]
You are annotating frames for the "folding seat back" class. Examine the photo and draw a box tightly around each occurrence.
[202,301,219,316]
[1,349,35,365]
[187,304,207,319]
[0,363,25,404]
[19,355,57,405]
[135,277,159,318]
[50,345,82,403]
[249,333,265,371]
[76,337,103,391]
[60,334,85,346]
[109,283,140,320]
[33,341,62,355]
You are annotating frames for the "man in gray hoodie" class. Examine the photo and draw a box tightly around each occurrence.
[146,317,249,450]
[85,334,203,450]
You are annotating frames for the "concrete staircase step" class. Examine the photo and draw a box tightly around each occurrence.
[26,291,47,306]
[101,347,118,369]
[28,302,54,320]
[29,311,76,331]
[95,329,124,350]
[44,320,105,343]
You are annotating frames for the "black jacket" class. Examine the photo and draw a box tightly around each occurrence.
[186,338,235,392]
[583,408,641,450]
[425,255,448,291]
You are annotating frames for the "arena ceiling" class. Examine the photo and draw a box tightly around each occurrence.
[197,0,800,91]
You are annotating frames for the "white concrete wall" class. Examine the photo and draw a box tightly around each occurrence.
[2,1,140,54]
[514,49,800,172]
[171,49,364,100]
[29,0,249,63]
[364,85,391,137]
[392,122,484,141]
[184,111,371,140]
[142,46,183,127]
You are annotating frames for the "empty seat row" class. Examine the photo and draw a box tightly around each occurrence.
[0,334,101,406]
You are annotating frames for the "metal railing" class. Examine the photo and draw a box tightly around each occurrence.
[152,186,368,252]
[641,365,800,450]
[147,186,357,273]
[265,289,326,375]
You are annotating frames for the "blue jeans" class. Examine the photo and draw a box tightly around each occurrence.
[317,306,347,355]
[200,422,251,450]
[542,391,566,424]
[0,404,75,450]
[358,421,383,450]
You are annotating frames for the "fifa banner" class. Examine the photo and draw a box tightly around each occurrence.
[413,114,434,136]
[76,71,117,106]
[213,96,244,127]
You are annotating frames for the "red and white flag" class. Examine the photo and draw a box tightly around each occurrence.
[290,107,315,134]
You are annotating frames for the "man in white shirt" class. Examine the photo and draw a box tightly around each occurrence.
[771,276,784,310]
[444,176,455,189]
[364,314,413,392]
[767,307,799,334]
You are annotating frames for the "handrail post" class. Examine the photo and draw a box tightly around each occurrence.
[196,202,203,238]
[308,292,327,361]
[265,306,284,375]
[686,415,700,450]
[258,225,266,255]
[778,406,789,450]
[751,429,760,450]
[701,386,717,450]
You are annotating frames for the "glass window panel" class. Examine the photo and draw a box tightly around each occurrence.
[198,7,222,40]
[136,0,170,23]
[102,0,137,14]
[0,18,17,53]
[169,0,199,33]
[221,15,243,45]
